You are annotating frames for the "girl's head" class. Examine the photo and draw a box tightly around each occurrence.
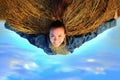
[49,0,71,48]
[49,20,66,47]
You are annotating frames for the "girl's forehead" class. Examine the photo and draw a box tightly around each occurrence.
[50,27,65,33]
[50,31,65,36]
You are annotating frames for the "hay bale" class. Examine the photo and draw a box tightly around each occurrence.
[3,0,120,36]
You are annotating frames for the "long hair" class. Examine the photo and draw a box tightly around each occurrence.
[4,0,120,36]
[51,0,72,20]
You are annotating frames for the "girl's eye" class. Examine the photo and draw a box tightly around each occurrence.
[50,36,54,37]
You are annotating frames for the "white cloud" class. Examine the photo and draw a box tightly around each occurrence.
[86,59,96,62]
[23,62,39,70]
[55,67,75,73]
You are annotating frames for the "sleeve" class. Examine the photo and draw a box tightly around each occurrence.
[17,32,47,48]
[4,23,46,48]
[68,19,117,50]
[68,31,97,50]
[96,19,116,34]
[67,35,84,53]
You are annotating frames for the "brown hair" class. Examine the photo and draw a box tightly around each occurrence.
[51,0,72,20]
[4,0,120,36]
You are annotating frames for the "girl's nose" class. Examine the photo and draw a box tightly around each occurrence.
[54,37,58,41]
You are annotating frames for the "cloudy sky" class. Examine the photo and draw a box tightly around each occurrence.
[0,18,120,80]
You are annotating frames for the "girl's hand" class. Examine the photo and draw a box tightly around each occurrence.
[114,10,118,20]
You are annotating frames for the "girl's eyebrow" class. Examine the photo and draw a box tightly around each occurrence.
[50,33,54,35]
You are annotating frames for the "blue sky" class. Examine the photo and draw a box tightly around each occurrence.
[0,18,120,80]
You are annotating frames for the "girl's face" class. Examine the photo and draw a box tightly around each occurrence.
[49,27,66,47]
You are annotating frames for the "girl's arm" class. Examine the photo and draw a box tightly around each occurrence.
[68,14,117,51]
[96,19,116,34]
[4,23,46,48]
[97,10,118,34]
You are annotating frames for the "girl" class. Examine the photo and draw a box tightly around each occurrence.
[5,17,117,55]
